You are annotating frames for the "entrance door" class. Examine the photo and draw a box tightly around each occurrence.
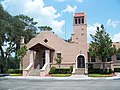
[77,55,85,68]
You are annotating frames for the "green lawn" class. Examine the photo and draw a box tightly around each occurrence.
[51,74,71,77]
[88,74,112,77]
[9,74,22,76]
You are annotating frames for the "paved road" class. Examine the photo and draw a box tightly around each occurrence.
[0,78,120,90]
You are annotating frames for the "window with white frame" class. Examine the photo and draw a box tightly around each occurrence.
[57,53,61,58]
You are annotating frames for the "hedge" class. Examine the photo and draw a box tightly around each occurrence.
[114,68,120,72]
[49,66,73,74]
[88,63,113,74]
[6,69,22,74]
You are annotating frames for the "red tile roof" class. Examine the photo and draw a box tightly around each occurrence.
[74,12,86,17]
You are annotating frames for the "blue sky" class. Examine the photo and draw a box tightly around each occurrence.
[0,0,120,42]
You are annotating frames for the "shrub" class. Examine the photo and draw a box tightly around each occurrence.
[6,69,22,74]
[88,63,94,74]
[100,69,113,74]
[55,68,71,74]
[114,68,120,72]
[14,69,22,74]
[88,63,113,74]
[49,66,56,74]
[49,67,72,74]
[91,69,113,74]
[70,66,73,73]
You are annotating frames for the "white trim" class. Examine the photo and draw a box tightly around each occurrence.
[30,50,34,63]
[23,63,33,70]
[76,54,86,69]
[45,50,50,63]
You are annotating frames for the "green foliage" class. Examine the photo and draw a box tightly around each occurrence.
[55,68,71,74]
[16,45,27,61]
[51,74,71,77]
[88,63,113,74]
[0,4,16,73]
[38,26,52,31]
[49,66,56,74]
[9,74,22,76]
[88,63,94,74]
[114,68,120,72]
[54,57,62,69]
[6,69,22,74]
[49,67,71,74]
[15,14,38,43]
[70,66,73,73]
[88,74,111,77]
[0,4,38,73]
[89,24,116,72]
[55,57,62,65]
[117,48,120,54]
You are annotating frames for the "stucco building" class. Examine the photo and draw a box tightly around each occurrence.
[22,12,120,76]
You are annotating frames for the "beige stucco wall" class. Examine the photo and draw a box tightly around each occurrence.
[23,31,86,69]
[22,12,120,71]
[22,13,88,71]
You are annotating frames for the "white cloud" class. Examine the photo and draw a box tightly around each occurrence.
[55,0,84,3]
[107,19,120,28]
[76,0,83,3]
[87,23,101,42]
[1,0,65,34]
[55,0,65,2]
[112,32,120,42]
[62,5,77,13]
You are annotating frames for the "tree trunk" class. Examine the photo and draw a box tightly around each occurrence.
[0,65,4,73]
[102,58,106,73]
[20,60,22,70]
[58,64,60,73]
[0,46,5,73]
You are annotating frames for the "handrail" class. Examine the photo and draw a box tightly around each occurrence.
[40,63,50,77]
[41,63,48,71]
[23,63,33,70]
[23,63,33,76]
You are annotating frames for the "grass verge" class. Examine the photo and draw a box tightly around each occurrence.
[51,74,71,77]
[9,74,22,76]
[88,74,115,77]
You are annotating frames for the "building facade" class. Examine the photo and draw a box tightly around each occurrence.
[22,12,120,76]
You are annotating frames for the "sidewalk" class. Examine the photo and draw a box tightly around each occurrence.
[1,73,120,80]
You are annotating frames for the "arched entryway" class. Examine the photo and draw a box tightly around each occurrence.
[77,55,85,68]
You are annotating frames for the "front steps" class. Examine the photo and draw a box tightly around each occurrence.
[29,68,85,76]
[74,68,85,75]
[29,69,41,76]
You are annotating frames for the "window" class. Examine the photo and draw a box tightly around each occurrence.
[82,18,84,24]
[116,54,120,60]
[57,53,61,58]
[44,39,48,43]
[78,18,81,24]
[91,56,96,62]
[75,18,77,24]
[107,56,112,62]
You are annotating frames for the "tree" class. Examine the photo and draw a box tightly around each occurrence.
[0,4,16,73]
[54,57,62,73]
[14,14,38,43]
[38,26,52,31]
[15,45,27,70]
[55,57,62,68]
[89,24,116,72]
[0,4,38,73]
[117,48,120,53]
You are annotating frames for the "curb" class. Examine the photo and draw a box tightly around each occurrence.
[1,76,120,81]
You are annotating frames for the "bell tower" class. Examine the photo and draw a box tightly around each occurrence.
[71,12,87,46]
[71,12,88,74]
[71,12,87,53]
